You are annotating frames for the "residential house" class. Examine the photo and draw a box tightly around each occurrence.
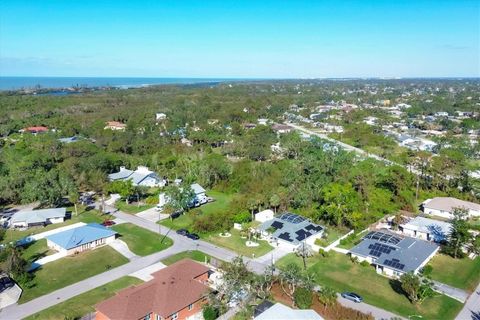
[258,212,324,249]
[399,216,452,243]
[104,121,126,131]
[257,118,269,125]
[349,230,439,278]
[254,301,323,320]
[422,197,480,219]
[191,183,208,205]
[95,259,211,320]
[435,112,449,117]
[156,113,167,121]
[10,208,67,229]
[19,126,49,134]
[272,124,293,134]
[46,223,117,255]
[157,183,207,210]
[108,166,166,187]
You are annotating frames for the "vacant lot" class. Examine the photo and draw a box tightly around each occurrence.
[25,276,142,320]
[276,253,463,320]
[115,201,154,214]
[112,223,173,256]
[20,246,129,303]
[206,229,273,257]
[161,250,213,265]
[428,254,480,292]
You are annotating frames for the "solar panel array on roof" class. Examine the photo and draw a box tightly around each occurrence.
[278,232,293,242]
[271,221,284,230]
[383,258,405,270]
[279,213,305,224]
[364,231,401,245]
[368,243,396,257]
[305,224,323,232]
[295,229,312,241]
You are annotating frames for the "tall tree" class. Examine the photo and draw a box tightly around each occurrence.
[446,208,472,259]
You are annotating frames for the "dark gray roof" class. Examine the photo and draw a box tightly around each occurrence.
[350,230,439,273]
[259,213,324,245]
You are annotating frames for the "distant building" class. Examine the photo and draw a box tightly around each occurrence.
[108,166,166,187]
[435,112,449,117]
[255,209,274,223]
[422,197,480,219]
[19,126,49,134]
[272,124,293,134]
[95,259,211,320]
[104,121,126,131]
[258,212,324,249]
[58,136,81,144]
[10,208,67,229]
[257,118,269,125]
[349,230,439,277]
[254,302,323,320]
[155,113,167,121]
[46,223,117,255]
[399,216,452,243]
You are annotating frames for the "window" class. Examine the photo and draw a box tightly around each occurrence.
[188,303,194,311]
[171,312,178,320]
[143,314,151,320]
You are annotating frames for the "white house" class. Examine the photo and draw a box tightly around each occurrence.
[422,197,480,219]
[255,209,274,223]
[155,113,167,121]
[10,208,67,229]
[108,166,166,187]
[157,183,208,210]
[399,216,452,242]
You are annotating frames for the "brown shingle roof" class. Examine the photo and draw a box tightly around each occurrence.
[95,259,210,319]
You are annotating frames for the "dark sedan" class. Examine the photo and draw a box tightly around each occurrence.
[186,233,200,240]
[176,229,189,236]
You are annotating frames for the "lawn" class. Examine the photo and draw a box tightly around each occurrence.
[21,239,53,263]
[111,223,173,256]
[19,246,129,303]
[160,190,234,232]
[314,226,348,247]
[336,230,368,249]
[206,229,273,258]
[428,254,480,292]
[2,209,112,244]
[25,276,142,320]
[276,253,463,320]
[161,250,212,265]
[115,201,154,214]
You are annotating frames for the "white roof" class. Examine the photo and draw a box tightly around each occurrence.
[11,208,66,224]
[191,183,206,195]
[423,197,480,213]
[255,302,322,320]
[401,216,451,241]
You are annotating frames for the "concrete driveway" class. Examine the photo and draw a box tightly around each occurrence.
[135,207,169,223]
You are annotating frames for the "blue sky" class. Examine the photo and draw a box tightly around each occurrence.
[0,0,478,77]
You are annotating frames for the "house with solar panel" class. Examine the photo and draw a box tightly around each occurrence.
[46,223,117,256]
[349,230,439,278]
[108,166,166,187]
[258,212,324,249]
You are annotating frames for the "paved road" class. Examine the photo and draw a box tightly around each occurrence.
[286,122,422,176]
[455,283,480,320]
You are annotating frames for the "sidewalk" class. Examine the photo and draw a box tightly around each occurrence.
[431,280,468,303]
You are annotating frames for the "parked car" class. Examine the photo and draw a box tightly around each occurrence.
[102,220,116,227]
[176,229,190,236]
[341,292,363,303]
[186,233,200,240]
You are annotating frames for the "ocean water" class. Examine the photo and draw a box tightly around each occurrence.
[0,77,238,90]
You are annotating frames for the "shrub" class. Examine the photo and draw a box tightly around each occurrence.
[350,256,360,264]
[145,195,159,205]
[340,233,356,246]
[360,260,370,267]
[318,248,330,257]
[294,287,313,309]
[421,265,433,277]
[203,305,219,320]
[233,211,251,224]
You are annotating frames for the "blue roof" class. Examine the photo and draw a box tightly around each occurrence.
[46,223,117,250]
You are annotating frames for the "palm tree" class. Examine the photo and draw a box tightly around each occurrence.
[269,194,280,214]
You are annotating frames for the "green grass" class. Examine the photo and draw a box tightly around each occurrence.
[336,230,367,249]
[111,223,173,256]
[25,276,142,320]
[428,254,480,292]
[3,209,112,244]
[206,229,273,257]
[115,201,154,214]
[161,250,212,265]
[160,190,234,232]
[21,239,53,263]
[315,227,347,247]
[276,252,463,320]
[19,246,129,303]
